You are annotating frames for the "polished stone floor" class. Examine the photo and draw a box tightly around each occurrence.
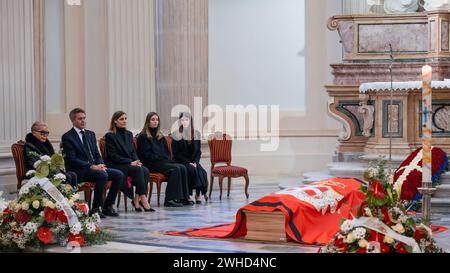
[47,176,450,253]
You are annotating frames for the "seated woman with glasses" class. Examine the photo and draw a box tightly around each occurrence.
[24,121,78,186]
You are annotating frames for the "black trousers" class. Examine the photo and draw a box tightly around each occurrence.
[80,168,123,209]
[65,171,78,187]
[145,162,190,202]
[110,164,149,199]
[181,163,208,196]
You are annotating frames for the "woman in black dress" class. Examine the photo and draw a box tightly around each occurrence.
[24,121,77,186]
[137,112,194,207]
[172,112,208,204]
[104,111,153,212]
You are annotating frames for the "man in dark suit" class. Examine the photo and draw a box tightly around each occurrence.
[61,108,122,218]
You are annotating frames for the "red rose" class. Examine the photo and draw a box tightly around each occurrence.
[381,208,393,225]
[37,227,53,245]
[57,211,68,224]
[15,209,31,224]
[334,238,347,253]
[76,203,89,214]
[414,229,427,241]
[380,243,390,253]
[395,242,409,253]
[356,248,367,253]
[68,233,85,247]
[44,207,58,224]
[368,230,384,243]
[370,180,386,199]
[2,208,12,216]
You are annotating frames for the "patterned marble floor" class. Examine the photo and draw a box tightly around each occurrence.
[49,176,450,253]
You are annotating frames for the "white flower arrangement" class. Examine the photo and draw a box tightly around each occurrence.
[23,222,38,235]
[85,222,97,234]
[53,173,66,182]
[353,227,367,240]
[341,220,354,233]
[70,223,82,235]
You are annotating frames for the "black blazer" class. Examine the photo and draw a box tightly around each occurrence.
[24,133,56,171]
[104,130,138,167]
[61,128,103,175]
[137,133,171,166]
[172,131,201,164]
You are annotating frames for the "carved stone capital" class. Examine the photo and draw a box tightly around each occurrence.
[328,97,352,141]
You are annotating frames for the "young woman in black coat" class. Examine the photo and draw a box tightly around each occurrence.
[137,112,193,207]
[24,121,77,186]
[104,111,153,212]
[172,112,208,204]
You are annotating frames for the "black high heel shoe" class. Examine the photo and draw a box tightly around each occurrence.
[139,201,155,212]
[132,201,143,212]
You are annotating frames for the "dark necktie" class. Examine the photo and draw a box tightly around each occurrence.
[81,130,94,164]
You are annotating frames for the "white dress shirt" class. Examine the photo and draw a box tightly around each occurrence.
[73,127,85,143]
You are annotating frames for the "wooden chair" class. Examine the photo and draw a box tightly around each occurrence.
[134,135,173,207]
[11,140,95,208]
[98,137,127,211]
[208,133,249,200]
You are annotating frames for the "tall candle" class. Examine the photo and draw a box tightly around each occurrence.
[422,65,432,187]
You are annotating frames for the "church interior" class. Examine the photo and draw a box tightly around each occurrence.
[0,0,449,255]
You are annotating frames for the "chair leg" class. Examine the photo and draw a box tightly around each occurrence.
[209,175,214,199]
[117,191,121,208]
[84,188,92,209]
[244,174,250,199]
[157,182,162,207]
[219,176,224,200]
[124,194,128,212]
[227,177,232,198]
[148,181,154,204]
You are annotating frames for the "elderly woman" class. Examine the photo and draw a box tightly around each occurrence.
[24,121,78,186]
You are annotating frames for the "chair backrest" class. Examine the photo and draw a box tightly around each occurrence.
[98,137,107,160]
[11,140,26,190]
[208,132,232,165]
[165,135,173,159]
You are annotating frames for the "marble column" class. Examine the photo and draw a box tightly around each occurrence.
[155,0,208,130]
[0,0,43,151]
[106,0,157,131]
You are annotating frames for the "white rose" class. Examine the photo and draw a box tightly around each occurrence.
[46,201,55,209]
[65,184,73,192]
[353,228,366,240]
[71,193,80,201]
[14,203,22,212]
[32,200,40,209]
[392,223,405,234]
[19,187,29,196]
[345,232,356,243]
[364,207,373,217]
[68,200,74,206]
[358,239,368,248]
[341,220,354,233]
[384,236,395,244]
[21,202,29,211]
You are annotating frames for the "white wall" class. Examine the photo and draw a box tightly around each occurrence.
[209,0,306,111]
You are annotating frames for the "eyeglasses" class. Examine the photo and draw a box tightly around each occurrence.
[35,130,50,136]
